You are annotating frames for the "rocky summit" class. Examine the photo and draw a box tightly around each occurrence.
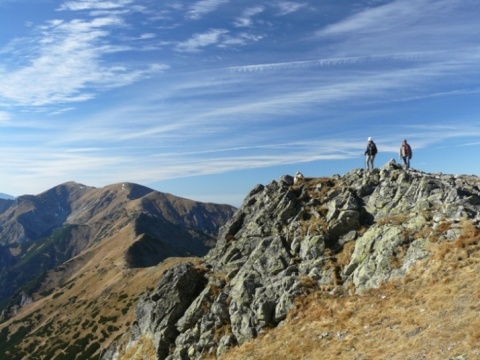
[108,161,480,359]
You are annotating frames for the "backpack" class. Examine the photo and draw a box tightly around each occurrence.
[403,144,411,157]
[368,142,378,156]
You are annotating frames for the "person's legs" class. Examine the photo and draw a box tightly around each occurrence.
[366,155,374,170]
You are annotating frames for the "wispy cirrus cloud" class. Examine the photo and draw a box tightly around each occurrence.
[315,0,479,55]
[274,1,307,16]
[316,0,464,37]
[175,29,228,52]
[186,0,229,20]
[308,0,480,101]
[234,6,265,27]
[0,111,11,124]
[1,0,479,205]
[57,0,134,11]
[0,7,167,107]
[226,51,443,73]
[175,27,265,52]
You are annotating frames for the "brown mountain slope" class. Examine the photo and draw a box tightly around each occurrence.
[0,222,202,359]
[0,181,234,310]
[0,181,235,359]
[0,181,233,246]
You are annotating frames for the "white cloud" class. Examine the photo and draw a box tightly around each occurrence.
[227,56,366,73]
[317,0,430,36]
[0,111,11,124]
[315,0,478,54]
[48,107,76,116]
[1,0,479,203]
[234,6,265,27]
[187,0,229,20]
[0,13,166,107]
[0,118,477,200]
[139,33,156,40]
[58,0,134,11]
[176,29,228,52]
[274,1,307,16]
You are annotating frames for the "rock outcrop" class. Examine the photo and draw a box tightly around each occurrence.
[115,161,480,359]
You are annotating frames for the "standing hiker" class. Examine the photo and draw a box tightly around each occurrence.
[399,139,412,169]
[364,137,378,171]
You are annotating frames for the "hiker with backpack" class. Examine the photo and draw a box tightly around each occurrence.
[364,137,378,171]
[399,139,412,169]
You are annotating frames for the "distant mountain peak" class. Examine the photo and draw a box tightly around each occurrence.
[0,180,235,329]
[105,182,155,200]
[0,192,15,200]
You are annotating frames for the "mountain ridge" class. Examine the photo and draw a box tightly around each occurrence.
[3,163,480,359]
[105,161,480,359]
[0,181,235,321]
[0,193,15,201]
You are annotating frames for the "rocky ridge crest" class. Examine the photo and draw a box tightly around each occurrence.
[112,161,480,359]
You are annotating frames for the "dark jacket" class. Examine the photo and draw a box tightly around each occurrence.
[365,141,378,156]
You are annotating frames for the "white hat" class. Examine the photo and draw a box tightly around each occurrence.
[368,137,372,141]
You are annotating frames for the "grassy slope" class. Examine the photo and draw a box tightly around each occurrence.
[0,221,202,360]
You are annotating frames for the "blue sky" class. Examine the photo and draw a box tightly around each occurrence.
[0,0,479,206]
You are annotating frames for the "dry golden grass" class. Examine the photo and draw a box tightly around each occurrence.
[301,217,328,235]
[336,241,356,268]
[220,222,480,360]
[304,177,337,200]
[118,335,157,360]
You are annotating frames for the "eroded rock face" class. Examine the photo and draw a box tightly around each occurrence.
[116,162,480,359]
[132,262,208,359]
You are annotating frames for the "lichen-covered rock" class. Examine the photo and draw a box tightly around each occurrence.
[345,225,408,291]
[131,262,208,359]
